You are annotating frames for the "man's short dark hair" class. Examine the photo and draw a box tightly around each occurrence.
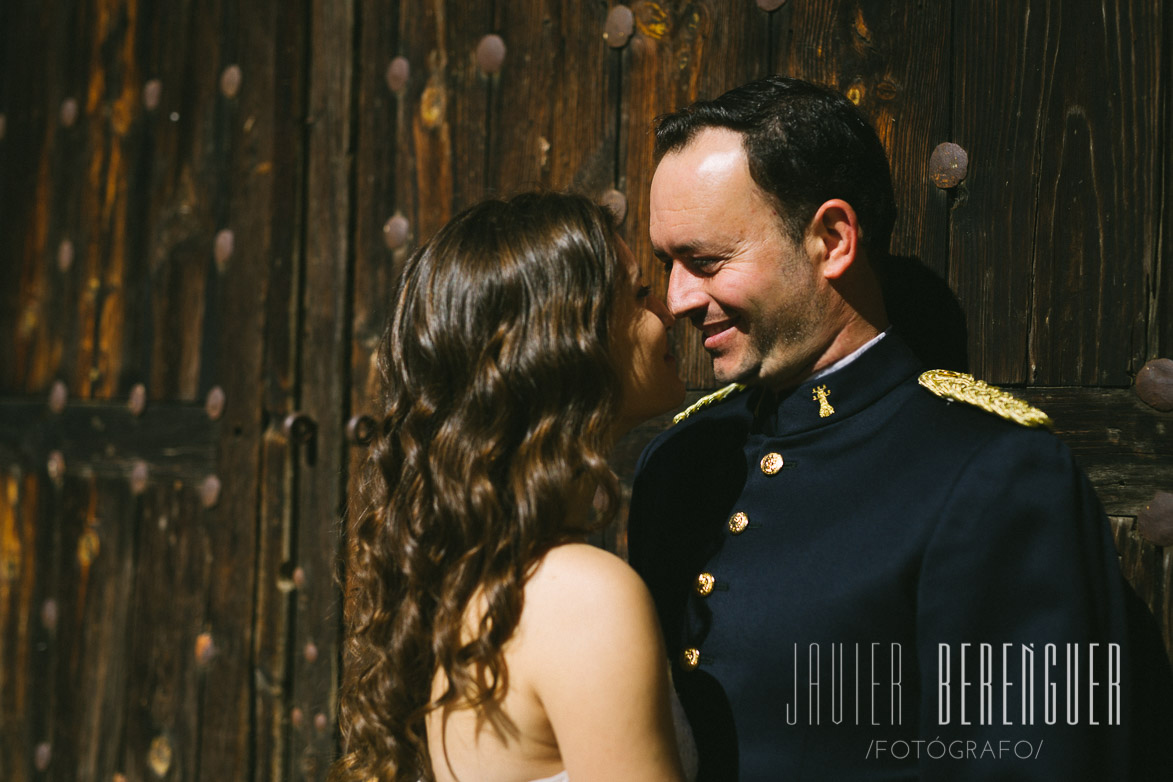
[654,76,897,258]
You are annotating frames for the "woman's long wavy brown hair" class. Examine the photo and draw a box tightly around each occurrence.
[332,193,627,781]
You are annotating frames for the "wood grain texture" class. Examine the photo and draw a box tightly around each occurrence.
[777,0,951,273]
[950,0,1159,386]
[396,1,496,240]
[137,0,222,404]
[72,478,137,777]
[77,0,145,401]
[1017,387,1173,517]
[351,0,406,427]
[122,482,207,781]
[0,399,219,485]
[1025,1,1159,387]
[0,471,37,782]
[1159,3,1173,361]
[32,476,90,779]
[399,1,455,243]
[193,0,292,774]
[5,3,92,397]
[486,0,615,196]
[1111,516,1173,666]
[948,2,1053,385]
[287,0,354,777]
[254,427,295,782]
[250,3,309,777]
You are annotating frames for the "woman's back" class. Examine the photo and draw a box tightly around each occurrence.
[332,193,689,782]
[427,543,687,782]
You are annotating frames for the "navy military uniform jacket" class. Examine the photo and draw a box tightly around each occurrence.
[629,334,1168,780]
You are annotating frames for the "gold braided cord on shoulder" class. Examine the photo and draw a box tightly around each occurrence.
[673,383,748,424]
[918,370,1053,429]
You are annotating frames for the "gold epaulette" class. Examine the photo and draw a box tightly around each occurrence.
[672,383,748,424]
[917,370,1053,429]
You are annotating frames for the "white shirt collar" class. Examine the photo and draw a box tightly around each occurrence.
[807,328,890,384]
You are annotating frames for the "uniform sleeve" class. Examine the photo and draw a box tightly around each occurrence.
[915,431,1136,781]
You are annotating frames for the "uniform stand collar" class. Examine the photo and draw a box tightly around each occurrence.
[751,333,923,437]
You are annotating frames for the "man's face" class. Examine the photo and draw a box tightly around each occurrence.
[650,128,831,390]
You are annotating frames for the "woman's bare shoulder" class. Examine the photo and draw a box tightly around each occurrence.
[514,542,662,676]
[515,544,685,781]
[525,543,654,616]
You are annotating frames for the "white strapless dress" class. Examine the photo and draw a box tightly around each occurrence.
[527,682,698,782]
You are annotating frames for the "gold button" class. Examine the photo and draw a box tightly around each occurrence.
[681,647,701,671]
[760,452,784,475]
[728,511,749,535]
[695,572,715,597]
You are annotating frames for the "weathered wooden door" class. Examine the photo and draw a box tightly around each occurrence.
[0,1,345,778]
[2,1,1170,780]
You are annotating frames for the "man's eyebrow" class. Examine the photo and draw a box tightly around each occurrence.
[651,241,703,260]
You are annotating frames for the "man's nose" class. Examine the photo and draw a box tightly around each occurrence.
[666,264,706,320]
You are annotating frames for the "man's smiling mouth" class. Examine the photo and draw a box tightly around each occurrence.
[700,318,738,350]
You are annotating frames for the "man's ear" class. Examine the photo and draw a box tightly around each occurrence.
[808,199,860,280]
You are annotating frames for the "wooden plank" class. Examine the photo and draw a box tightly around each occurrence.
[249,0,309,778]
[777,1,950,269]
[0,3,51,394]
[1164,548,1173,665]
[398,1,451,242]
[948,2,1050,385]
[28,472,72,782]
[352,0,407,423]
[621,0,770,391]
[288,0,354,777]
[1110,516,1173,665]
[254,427,295,782]
[0,470,37,782]
[393,0,496,242]
[1025,0,1158,386]
[0,399,219,484]
[72,477,138,778]
[103,0,160,406]
[610,0,768,551]
[1018,387,1172,516]
[74,0,150,402]
[121,482,207,781]
[135,0,228,404]
[485,0,615,195]
[2,3,92,397]
[443,2,495,211]
[193,0,293,775]
[1159,4,1173,361]
[38,475,101,778]
[951,0,1158,386]
[39,4,94,400]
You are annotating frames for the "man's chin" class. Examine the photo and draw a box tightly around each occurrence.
[711,360,754,386]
